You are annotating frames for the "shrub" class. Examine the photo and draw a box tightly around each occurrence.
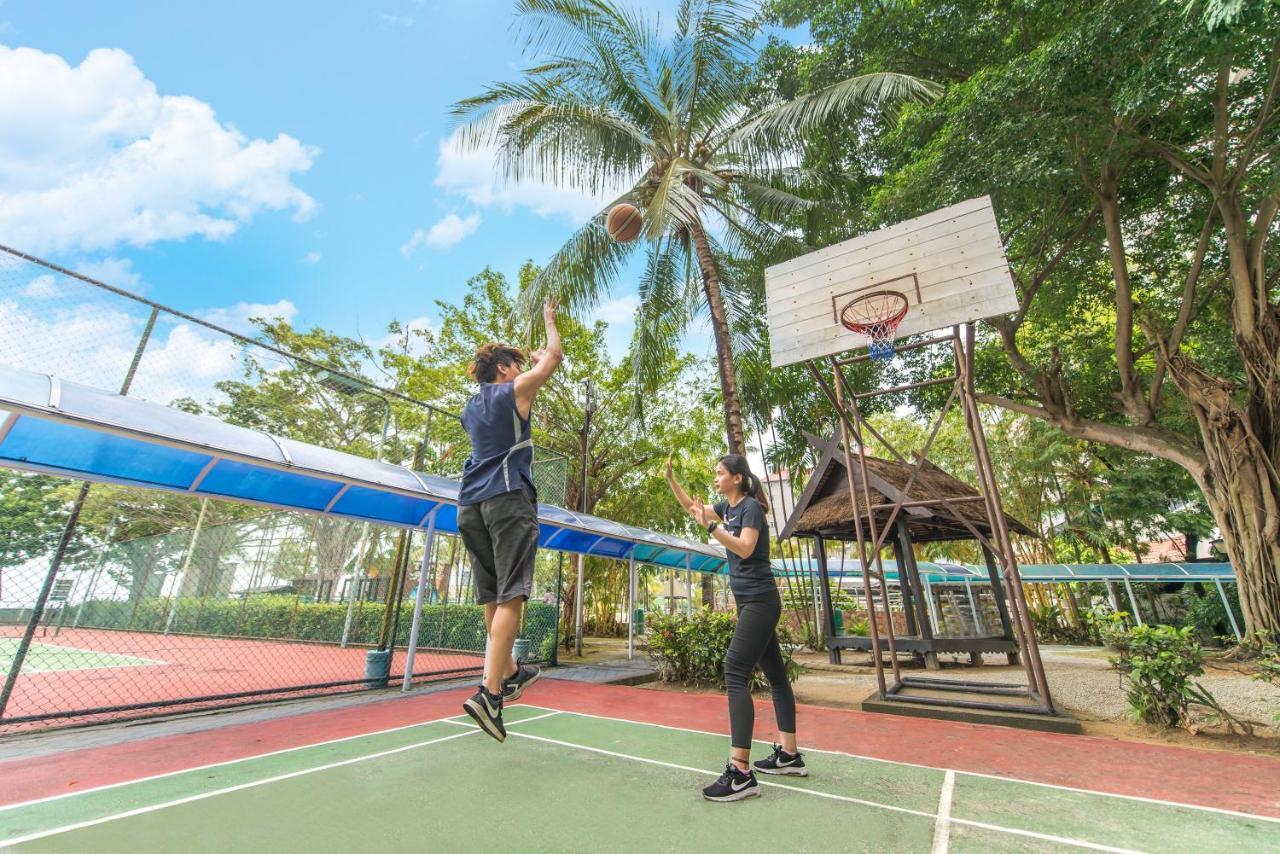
[1110,625,1206,728]
[73,597,559,662]
[646,609,802,690]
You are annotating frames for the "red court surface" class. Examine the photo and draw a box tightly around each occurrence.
[0,627,482,726]
[2,679,1277,820]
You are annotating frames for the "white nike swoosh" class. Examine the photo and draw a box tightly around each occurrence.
[731,778,752,791]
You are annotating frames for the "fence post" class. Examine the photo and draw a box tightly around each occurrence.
[165,498,209,634]
[0,307,158,722]
[627,553,636,660]
[1122,576,1143,626]
[551,552,563,667]
[1215,579,1242,641]
[401,508,439,692]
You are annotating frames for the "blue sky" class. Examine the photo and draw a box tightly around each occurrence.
[0,0,803,362]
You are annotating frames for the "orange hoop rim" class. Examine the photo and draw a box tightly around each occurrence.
[839,290,909,335]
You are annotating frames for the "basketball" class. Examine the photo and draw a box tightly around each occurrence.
[606,204,644,243]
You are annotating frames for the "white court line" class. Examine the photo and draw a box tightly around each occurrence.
[22,660,169,675]
[932,770,955,854]
[0,728,482,849]
[502,727,1140,854]
[0,711,469,814]
[514,704,1280,825]
[0,639,165,664]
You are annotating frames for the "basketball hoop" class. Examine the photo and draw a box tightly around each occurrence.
[839,290,909,361]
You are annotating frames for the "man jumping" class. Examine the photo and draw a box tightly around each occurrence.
[459,298,562,741]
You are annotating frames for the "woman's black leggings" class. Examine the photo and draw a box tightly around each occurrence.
[725,593,797,749]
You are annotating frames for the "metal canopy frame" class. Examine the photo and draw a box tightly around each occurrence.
[801,323,1055,716]
[0,367,727,575]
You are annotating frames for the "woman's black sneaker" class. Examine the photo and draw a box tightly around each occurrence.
[753,744,808,776]
[462,687,506,742]
[702,763,760,802]
[502,664,541,702]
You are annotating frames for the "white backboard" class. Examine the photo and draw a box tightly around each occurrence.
[765,196,1018,368]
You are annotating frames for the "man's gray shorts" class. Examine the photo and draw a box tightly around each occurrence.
[457,483,539,604]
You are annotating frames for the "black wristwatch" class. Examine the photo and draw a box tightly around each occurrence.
[706,520,719,534]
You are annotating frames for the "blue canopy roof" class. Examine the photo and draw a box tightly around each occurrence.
[770,557,1234,584]
[0,367,727,573]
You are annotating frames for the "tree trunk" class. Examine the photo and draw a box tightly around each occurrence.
[1197,430,1280,635]
[689,219,744,611]
[688,219,747,457]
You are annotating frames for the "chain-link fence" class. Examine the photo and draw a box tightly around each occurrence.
[0,244,563,732]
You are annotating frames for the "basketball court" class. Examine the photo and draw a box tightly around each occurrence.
[1,681,1277,852]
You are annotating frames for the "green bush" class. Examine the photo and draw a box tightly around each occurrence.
[73,597,559,662]
[1175,585,1241,643]
[1110,625,1205,728]
[646,609,802,690]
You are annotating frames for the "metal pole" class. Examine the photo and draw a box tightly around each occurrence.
[165,498,209,634]
[574,379,595,657]
[965,578,982,635]
[1122,577,1143,626]
[551,552,563,666]
[401,508,438,692]
[627,553,636,659]
[684,558,693,617]
[340,397,390,648]
[1215,580,1242,641]
[72,534,115,629]
[921,575,941,636]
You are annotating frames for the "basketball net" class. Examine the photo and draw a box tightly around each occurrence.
[839,291,909,361]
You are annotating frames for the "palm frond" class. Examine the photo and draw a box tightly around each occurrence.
[724,72,942,152]
[707,195,807,262]
[628,238,693,410]
[520,190,643,320]
[672,0,757,151]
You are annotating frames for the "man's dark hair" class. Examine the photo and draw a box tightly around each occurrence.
[468,343,526,383]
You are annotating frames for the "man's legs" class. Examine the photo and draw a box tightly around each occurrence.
[483,600,521,688]
[483,598,523,695]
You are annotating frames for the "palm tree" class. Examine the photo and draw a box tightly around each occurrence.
[452,0,937,455]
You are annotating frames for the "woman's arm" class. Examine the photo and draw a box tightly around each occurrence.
[704,511,759,559]
[664,456,718,519]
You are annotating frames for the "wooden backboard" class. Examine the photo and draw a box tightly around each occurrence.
[765,196,1018,368]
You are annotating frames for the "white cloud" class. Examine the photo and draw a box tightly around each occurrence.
[402,213,481,255]
[0,46,317,255]
[592,293,640,361]
[304,251,321,264]
[596,293,639,325]
[0,295,248,406]
[372,315,434,356]
[433,129,629,224]
[22,274,59,298]
[75,256,142,290]
[198,299,298,336]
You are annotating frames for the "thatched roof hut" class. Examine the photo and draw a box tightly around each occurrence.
[780,434,1034,544]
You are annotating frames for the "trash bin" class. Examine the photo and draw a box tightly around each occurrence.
[832,609,844,636]
[363,648,392,688]
[513,637,532,663]
[632,607,644,635]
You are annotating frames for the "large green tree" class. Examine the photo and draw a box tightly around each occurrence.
[451,0,935,456]
[767,0,1280,633]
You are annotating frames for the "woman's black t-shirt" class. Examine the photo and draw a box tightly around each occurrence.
[713,496,776,601]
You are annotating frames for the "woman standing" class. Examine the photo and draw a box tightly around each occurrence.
[665,454,807,802]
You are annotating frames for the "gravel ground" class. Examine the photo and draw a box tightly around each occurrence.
[793,644,1280,728]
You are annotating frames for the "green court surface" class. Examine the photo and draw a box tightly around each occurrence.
[0,705,1275,853]
[0,638,162,674]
